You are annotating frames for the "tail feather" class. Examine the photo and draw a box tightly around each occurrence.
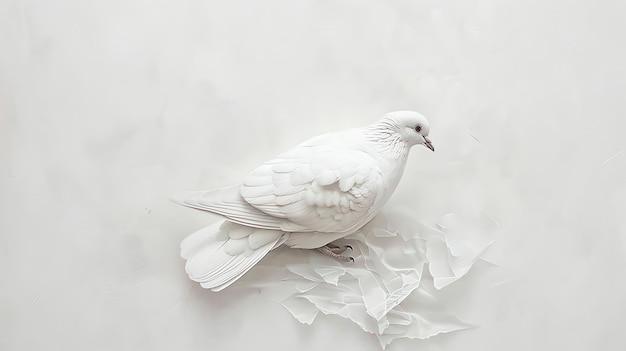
[181,220,285,291]
[180,221,226,259]
[207,255,261,291]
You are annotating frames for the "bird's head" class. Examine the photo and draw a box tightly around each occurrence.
[383,111,434,151]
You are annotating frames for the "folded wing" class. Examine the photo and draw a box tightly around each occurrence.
[240,144,384,234]
[174,138,385,236]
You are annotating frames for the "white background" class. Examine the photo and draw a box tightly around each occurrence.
[1,0,625,350]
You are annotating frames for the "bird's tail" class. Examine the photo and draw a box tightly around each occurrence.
[180,221,286,291]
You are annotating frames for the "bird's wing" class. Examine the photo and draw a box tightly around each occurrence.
[172,186,303,231]
[240,143,385,233]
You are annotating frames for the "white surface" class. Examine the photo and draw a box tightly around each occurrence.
[1,1,625,350]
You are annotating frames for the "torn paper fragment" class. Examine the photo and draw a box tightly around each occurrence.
[252,208,496,349]
[281,297,319,325]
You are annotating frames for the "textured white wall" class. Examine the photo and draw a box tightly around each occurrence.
[1,0,625,350]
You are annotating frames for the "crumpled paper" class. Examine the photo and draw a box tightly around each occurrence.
[239,208,494,349]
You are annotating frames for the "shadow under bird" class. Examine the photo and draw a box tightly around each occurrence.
[173,111,434,291]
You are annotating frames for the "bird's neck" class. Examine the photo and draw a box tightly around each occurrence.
[362,124,410,180]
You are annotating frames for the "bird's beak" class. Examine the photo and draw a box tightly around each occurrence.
[424,136,434,152]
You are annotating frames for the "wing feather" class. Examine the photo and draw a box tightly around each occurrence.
[172,187,307,232]
[175,133,386,236]
[239,143,385,234]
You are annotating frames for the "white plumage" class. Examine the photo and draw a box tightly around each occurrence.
[174,111,434,291]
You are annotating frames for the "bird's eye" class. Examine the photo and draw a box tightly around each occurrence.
[415,125,422,133]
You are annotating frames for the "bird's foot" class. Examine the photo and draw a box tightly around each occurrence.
[316,244,354,262]
[326,243,353,254]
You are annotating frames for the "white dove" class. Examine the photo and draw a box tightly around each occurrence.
[174,111,434,291]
